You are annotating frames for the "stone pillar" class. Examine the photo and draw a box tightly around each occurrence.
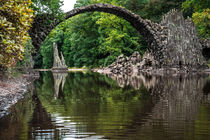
[52,42,68,71]
[160,10,207,70]
[61,52,68,69]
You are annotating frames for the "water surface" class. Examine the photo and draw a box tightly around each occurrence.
[0,72,210,140]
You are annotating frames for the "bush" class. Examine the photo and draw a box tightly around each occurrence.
[0,0,34,68]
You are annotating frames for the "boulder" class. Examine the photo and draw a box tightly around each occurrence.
[138,52,156,70]
[129,51,141,64]
[105,51,146,75]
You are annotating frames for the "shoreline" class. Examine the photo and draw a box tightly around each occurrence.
[93,67,210,76]
[0,67,209,118]
[0,74,38,118]
[36,68,88,72]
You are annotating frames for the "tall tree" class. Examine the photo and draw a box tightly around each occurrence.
[31,0,64,17]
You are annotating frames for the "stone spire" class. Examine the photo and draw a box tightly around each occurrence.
[52,42,68,71]
[160,10,206,69]
[61,52,68,69]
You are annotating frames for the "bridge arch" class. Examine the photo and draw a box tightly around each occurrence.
[29,3,163,53]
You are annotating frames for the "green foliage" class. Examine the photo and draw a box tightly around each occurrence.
[0,0,34,68]
[182,0,209,15]
[40,0,145,68]
[182,0,210,38]
[31,0,64,17]
[16,39,34,68]
[33,50,43,69]
[31,0,65,30]
[95,12,143,66]
[39,0,204,68]
[192,9,210,38]
[74,0,92,8]
[40,37,54,69]
[207,59,210,67]
[124,0,185,23]
[62,13,102,67]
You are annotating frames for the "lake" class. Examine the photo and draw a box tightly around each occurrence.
[0,71,210,140]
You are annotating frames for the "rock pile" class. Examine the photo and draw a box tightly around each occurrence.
[0,75,38,118]
[137,52,156,70]
[105,51,157,75]
[108,54,132,75]
[102,48,207,75]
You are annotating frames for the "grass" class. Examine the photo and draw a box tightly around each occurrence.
[68,66,88,69]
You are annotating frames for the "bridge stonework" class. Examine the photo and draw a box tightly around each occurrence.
[29,4,208,70]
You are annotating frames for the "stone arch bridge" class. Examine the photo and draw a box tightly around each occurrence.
[29,3,208,69]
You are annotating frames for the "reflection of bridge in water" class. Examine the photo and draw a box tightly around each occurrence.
[21,72,210,139]
[53,72,210,123]
[52,72,210,120]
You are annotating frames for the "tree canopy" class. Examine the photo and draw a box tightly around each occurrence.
[37,0,190,69]
[37,0,147,68]
[182,0,210,38]
[1,0,209,69]
[31,0,63,17]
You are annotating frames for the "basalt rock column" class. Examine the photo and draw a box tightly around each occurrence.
[52,43,68,71]
[61,52,68,69]
[160,10,207,70]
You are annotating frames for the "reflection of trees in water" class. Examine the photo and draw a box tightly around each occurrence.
[203,78,210,101]
[0,72,67,140]
[106,73,210,139]
[27,72,210,139]
[28,76,62,140]
[28,93,59,140]
[0,83,35,140]
[108,73,209,120]
[35,72,151,139]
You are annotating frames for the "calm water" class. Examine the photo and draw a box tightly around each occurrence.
[0,71,210,140]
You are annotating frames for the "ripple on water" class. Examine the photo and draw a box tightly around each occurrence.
[1,72,210,140]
